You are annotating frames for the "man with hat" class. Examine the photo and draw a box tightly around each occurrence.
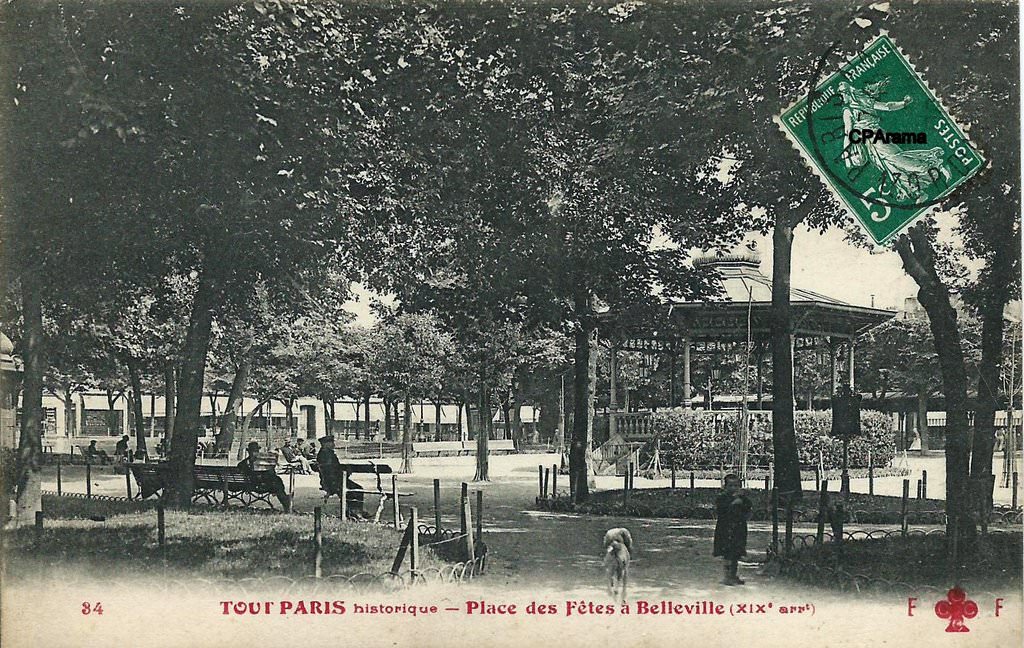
[237,441,292,512]
[316,435,365,517]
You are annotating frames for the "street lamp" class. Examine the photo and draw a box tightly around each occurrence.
[831,383,862,495]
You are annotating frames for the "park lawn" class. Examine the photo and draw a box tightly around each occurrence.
[564,487,955,524]
[2,495,439,582]
[781,532,1023,593]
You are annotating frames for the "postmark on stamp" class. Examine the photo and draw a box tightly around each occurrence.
[777,35,985,245]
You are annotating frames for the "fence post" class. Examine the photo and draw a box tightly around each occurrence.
[460,482,468,538]
[86,462,92,499]
[901,479,910,536]
[784,499,794,556]
[538,465,543,499]
[551,464,558,499]
[391,475,399,528]
[690,471,695,490]
[464,497,476,568]
[410,507,419,575]
[543,467,550,499]
[816,480,829,546]
[35,510,43,540]
[764,474,769,491]
[814,465,820,492]
[1013,472,1019,510]
[157,503,166,547]
[770,487,779,556]
[670,464,676,490]
[868,458,874,496]
[313,505,323,579]
[56,456,62,497]
[476,490,483,542]
[433,479,441,536]
[125,468,133,500]
[922,470,928,499]
[340,470,348,520]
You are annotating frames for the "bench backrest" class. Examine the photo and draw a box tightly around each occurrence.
[411,441,464,453]
[337,462,392,475]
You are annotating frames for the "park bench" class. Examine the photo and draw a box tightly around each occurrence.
[129,463,279,509]
[320,462,413,523]
[411,441,467,457]
[193,465,279,508]
[75,444,114,465]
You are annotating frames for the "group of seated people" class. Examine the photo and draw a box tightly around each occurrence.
[278,438,316,474]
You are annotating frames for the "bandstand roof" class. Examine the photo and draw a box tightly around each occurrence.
[604,248,895,348]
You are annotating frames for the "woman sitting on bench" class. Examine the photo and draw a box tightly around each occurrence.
[316,435,366,517]
[238,441,292,512]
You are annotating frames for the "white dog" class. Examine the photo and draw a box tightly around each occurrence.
[603,527,632,603]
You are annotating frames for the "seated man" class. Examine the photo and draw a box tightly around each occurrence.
[237,441,292,512]
[316,435,365,517]
[84,440,112,465]
[280,439,312,474]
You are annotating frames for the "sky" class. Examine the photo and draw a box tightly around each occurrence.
[341,222,922,327]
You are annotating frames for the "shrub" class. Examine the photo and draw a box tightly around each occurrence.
[653,409,895,470]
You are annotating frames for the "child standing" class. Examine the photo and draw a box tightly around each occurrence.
[713,473,752,586]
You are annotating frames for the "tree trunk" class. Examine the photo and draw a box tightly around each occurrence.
[167,268,219,508]
[511,395,523,449]
[434,399,442,441]
[400,391,413,473]
[324,398,335,437]
[770,219,802,502]
[456,398,464,441]
[895,227,973,542]
[384,398,393,441]
[164,362,176,445]
[217,359,249,451]
[364,392,372,440]
[474,372,490,481]
[285,397,295,440]
[13,268,44,526]
[971,302,1004,478]
[106,389,118,436]
[569,289,597,502]
[917,391,930,453]
[126,357,147,453]
[62,386,74,441]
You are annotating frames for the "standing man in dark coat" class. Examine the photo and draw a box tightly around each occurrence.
[316,435,365,516]
[713,473,752,586]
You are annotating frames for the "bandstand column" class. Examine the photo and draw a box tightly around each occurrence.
[682,337,692,409]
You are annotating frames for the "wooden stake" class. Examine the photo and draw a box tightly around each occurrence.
[670,464,676,490]
[460,482,468,538]
[313,505,323,579]
[901,479,910,536]
[86,462,92,499]
[125,468,133,500]
[543,467,550,499]
[56,456,62,496]
[475,490,483,542]
[410,507,419,574]
[551,464,558,498]
[157,503,165,547]
[538,465,543,498]
[816,480,829,545]
[340,469,348,520]
[922,470,928,499]
[391,474,399,528]
[433,478,441,535]
[35,510,43,538]
[1013,472,1019,509]
[690,471,695,490]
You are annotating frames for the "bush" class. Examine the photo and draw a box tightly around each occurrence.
[653,409,895,470]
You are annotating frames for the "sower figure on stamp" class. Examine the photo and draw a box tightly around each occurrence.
[713,473,752,586]
[237,441,292,512]
[316,435,366,518]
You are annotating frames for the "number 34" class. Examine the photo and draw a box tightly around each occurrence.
[82,602,104,615]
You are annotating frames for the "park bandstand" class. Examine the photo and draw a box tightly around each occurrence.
[593,246,895,483]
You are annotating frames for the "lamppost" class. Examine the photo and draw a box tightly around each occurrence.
[831,383,862,495]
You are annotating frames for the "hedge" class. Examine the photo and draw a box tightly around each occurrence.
[652,409,896,470]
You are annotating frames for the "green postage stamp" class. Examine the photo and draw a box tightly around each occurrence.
[777,35,985,245]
